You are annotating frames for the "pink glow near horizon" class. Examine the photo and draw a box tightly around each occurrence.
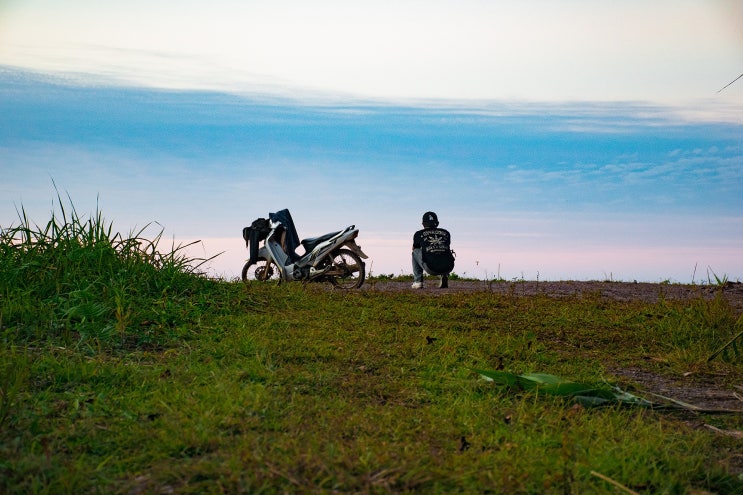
[180,236,741,284]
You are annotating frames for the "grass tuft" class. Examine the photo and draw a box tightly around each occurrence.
[0,194,235,349]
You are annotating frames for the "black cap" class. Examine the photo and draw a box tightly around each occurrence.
[422,211,439,228]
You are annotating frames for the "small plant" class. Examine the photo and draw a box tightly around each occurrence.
[707,266,729,286]
[707,314,743,362]
[651,293,742,366]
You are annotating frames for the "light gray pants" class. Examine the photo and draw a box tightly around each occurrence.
[412,248,425,282]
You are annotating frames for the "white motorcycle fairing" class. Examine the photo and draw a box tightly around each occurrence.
[243,209,368,288]
[264,223,368,282]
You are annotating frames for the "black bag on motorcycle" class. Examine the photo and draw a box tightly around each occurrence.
[242,217,270,264]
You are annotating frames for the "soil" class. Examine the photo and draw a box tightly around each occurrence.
[363,279,743,311]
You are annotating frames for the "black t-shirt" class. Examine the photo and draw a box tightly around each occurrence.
[413,228,451,255]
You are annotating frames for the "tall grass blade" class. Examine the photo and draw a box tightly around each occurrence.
[707,322,743,363]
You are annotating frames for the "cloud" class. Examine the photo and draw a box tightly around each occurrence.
[2,1,742,103]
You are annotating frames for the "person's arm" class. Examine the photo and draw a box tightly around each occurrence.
[412,230,422,250]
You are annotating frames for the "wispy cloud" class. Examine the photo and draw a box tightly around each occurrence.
[3,1,742,104]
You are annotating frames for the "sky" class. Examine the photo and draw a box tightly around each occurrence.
[1,1,742,283]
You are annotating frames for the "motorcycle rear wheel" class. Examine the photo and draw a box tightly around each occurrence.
[241,257,280,283]
[326,249,365,289]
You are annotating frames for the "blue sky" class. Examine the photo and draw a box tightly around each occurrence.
[1,1,742,282]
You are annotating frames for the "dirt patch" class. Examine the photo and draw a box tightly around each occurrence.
[610,368,743,413]
[364,279,743,310]
[612,368,743,476]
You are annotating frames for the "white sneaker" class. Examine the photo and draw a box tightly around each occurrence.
[411,281,423,289]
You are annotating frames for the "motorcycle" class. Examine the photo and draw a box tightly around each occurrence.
[241,209,368,289]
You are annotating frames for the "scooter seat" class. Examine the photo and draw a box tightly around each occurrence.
[301,231,341,252]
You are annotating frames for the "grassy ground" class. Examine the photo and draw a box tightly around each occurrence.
[1,204,741,494]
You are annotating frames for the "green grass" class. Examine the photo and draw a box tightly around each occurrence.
[1,201,742,494]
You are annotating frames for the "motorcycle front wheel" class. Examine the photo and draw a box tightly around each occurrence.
[241,257,281,283]
[326,249,365,289]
